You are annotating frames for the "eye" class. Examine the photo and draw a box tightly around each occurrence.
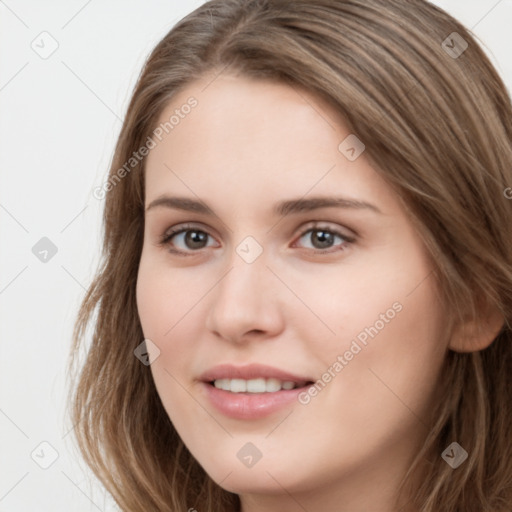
[159,222,355,256]
[293,224,355,253]
[159,224,218,254]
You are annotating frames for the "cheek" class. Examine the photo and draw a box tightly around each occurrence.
[292,262,402,358]
[136,255,194,337]
[136,256,206,370]
[307,247,447,409]
[319,278,447,429]
[136,261,162,338]
[136,259,199,417]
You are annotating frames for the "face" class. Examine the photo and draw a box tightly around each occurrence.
[136,74,450,507]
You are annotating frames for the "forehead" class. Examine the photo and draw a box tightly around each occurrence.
[143,74,399,217]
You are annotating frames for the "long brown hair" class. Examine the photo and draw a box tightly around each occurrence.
[68,0,512,510]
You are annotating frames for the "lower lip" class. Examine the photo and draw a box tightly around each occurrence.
[201,382,310,420]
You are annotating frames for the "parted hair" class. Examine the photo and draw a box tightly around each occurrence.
[69,0,512,510]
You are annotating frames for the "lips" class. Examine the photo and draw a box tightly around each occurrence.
[199,363,315,386]
[198,364,316,420]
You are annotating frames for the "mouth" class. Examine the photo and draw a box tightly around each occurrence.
[206,378,314,393]
[199,363,316,418]
[199,363,316,393]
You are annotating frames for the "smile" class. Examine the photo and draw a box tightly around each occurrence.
[211,377,310,393]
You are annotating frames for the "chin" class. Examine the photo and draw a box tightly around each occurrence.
[201,455,307,495]
[214,473,290,495]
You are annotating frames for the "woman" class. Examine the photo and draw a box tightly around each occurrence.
[70,0,512,510]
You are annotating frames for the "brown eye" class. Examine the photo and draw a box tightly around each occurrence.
[161,226,217,252]
[181,230,209,250]
[295,227,354,253]
[307,229,336,249]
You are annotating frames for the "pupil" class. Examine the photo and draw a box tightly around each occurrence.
[313,230,333,249]
[186,230,207,249]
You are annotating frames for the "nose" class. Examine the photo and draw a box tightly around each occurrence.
[205,250,285,344]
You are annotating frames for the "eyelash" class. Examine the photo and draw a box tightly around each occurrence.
[158,222,356,257]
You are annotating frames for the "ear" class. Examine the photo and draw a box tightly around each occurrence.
[449,298,505,353]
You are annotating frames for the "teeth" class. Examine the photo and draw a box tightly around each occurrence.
[213,378,299,393]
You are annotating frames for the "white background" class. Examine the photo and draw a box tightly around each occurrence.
[1,1,511,510]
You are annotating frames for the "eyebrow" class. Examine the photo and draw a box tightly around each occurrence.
[146,195,382,216]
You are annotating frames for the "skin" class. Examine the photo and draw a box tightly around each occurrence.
[136,73,470,511]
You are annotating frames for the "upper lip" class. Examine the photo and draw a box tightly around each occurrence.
[199,363,314,384]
